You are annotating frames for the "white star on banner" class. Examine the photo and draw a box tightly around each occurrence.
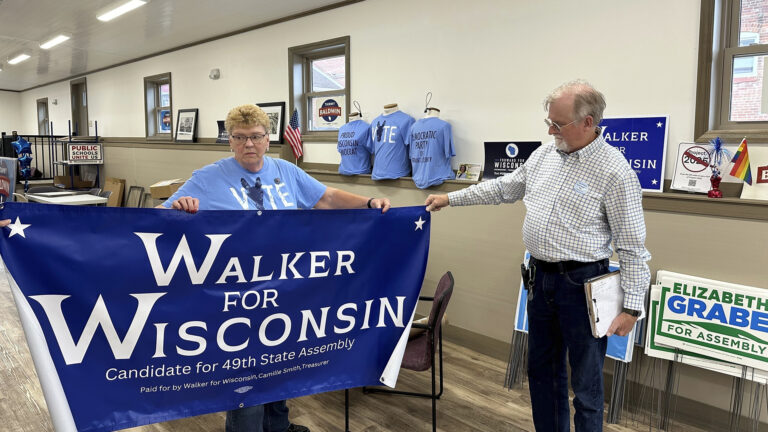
[652,179,658,185]
[656,122,663,128]
[414,216,426,231]
[7,217,30,238]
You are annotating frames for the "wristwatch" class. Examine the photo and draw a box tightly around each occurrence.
[622,307,641,317]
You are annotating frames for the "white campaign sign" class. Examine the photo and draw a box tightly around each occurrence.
[645,285,768,383]
[653,271,768,371]
[670,142,711,193]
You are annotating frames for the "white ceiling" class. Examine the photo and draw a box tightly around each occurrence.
[0,0,356,92]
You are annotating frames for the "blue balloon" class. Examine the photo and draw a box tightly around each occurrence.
[12,137,32,155]
[12,136,34,192]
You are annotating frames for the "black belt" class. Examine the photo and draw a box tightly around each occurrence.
[530,257,607,273]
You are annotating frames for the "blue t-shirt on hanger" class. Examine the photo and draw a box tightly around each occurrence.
[162,156,326,210]
[370,110,415,180]
[408,117,455,189]
[337,119,373,175]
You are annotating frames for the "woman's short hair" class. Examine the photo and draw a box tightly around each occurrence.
[225,104,270,134]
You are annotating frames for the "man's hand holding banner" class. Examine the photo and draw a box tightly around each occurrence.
[0,203,430,432]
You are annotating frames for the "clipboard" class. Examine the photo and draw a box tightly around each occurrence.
[584,271,622,338]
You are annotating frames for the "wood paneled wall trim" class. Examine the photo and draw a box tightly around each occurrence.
[305,168,479,193]
[307,169,768,221]
[102,138,288,153]
[443,324,511,362]
[643,191,768,221]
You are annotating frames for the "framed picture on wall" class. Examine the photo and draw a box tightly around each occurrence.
[455,163,482,181]
[216,120,228,143]
[257,102,285,143]
[175,109,198,142]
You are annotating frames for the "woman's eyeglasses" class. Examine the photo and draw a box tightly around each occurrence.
[230,133,268,144]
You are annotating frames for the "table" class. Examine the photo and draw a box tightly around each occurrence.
[30,191,82,197]
[25,194,108,206]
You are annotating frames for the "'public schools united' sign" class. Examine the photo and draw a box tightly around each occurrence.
[67,143,103,164]
[654,271,768,371]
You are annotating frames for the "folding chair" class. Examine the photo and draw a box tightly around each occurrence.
[360,271,454,432]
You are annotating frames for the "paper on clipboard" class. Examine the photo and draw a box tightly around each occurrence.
[584,271,623,338]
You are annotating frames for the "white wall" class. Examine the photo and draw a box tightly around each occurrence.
[0,90,22,135]
[20,81,75,136]
[17,0,701,180]
[10,0,768,420]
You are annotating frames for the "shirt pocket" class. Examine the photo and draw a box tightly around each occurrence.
[555,189,603,231]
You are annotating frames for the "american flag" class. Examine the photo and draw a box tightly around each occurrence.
[285,108,303,159]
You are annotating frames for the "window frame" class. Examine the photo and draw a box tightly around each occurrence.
[143,72,173,141]
[288,36,350,142]
[696,0,768,141]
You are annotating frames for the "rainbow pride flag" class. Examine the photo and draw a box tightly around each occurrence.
[730,138,752,185]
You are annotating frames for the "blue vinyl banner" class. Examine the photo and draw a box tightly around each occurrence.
[599,116,669,192]
[0,203,430,432]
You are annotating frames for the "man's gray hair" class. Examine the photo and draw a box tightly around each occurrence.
[544,79,606,124]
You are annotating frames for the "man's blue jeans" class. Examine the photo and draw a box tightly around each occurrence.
[526,260,608,432]
[226,400,290,432]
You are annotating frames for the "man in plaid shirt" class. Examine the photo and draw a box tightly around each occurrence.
[425,80,650,431]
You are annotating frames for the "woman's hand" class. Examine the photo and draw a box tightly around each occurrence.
[170,197,199,214]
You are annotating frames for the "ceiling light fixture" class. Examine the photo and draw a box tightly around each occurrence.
[8,54,30,65]
[97,0,147,22]
[40,35,71,50]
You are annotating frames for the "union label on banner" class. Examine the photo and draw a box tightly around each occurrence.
[0,203,430,432]
[599,116,668,192]
[654,271,768,371]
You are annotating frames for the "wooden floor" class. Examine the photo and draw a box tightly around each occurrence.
[0,263,709,432]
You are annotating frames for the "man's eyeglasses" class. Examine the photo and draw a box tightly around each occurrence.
[230,133,268,144]
[544,118,580,132]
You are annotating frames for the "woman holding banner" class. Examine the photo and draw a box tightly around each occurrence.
[0,104,391,432]
[159,103,390,432]
[0,105,390,432]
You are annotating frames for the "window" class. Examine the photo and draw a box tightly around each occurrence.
[733,32,759,78]
[696,0,768,139]
[70,78,89,136]
[288,37,350,141]
[144,73,172,139]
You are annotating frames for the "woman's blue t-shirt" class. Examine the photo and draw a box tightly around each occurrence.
[162,156,326,210]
